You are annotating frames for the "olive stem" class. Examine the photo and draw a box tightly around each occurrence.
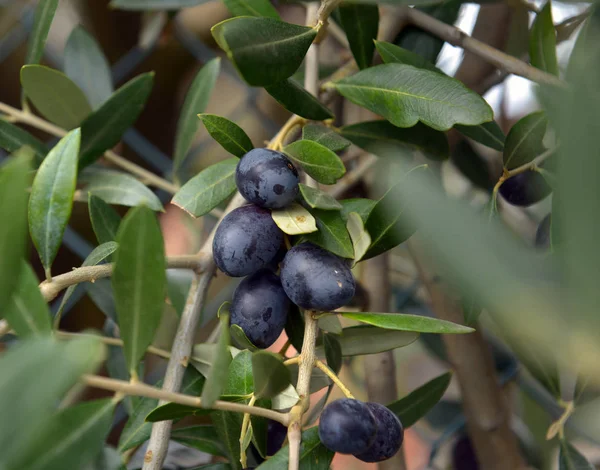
[239,394,257,468]
[314,359,355,399]
[82,374,288,423]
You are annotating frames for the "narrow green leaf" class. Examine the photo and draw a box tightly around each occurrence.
[455,121,506,152]
[346,211,371,263]
[302,124,350,152]
[0,120,47,165]
[338,3,379,69]
[252,351,291,398]
[29,129,80,275]
[0,151,31,314]
[211,17,317,86]
[167,269,193,317]
[110,0,211,10]
[225,349,254,395]
[298,183,342,210]
[56,242,119,319]
[64,26,114,109]
[21,66,92,129]
[202,312,232,408]
[272,384,300,410]
[223,0,280,18]
[339,312,474,334]
[80,73,154,167]
[330,63,493,131]
[305,208,354,258]
[339,198,376,222]
[374,40,441,73]
[10,399,115,470]
[559,440,594,470]
[174,59,221,174]
[255,427,334,469]
[323,333,342,374]
[210,408,243,470]
[113,206,166,375]
[315,325,418,356]
[80,168,163,211]
[503,111,548,170]
[198,114,253,158]
[386,372,452,427]
[4,263,51,338]
[364,165,428,259]
[340,120,449,161]
[271,202,318,235]
[24,0,59,65]
[265,79,334,121]
[283,140,346,185]
[230,324,259,351]
[172,158,238,217]
[0,336,104,461]
[452,140,495,191]
[145,403,210,423]
[88,194,122,245]
[318,314,342,334]
[530,1,559,77]
[171,425,227,457]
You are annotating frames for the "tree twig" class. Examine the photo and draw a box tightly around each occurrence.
[82,374,287,423]
[314,359,354,399]
[39,254,210,302]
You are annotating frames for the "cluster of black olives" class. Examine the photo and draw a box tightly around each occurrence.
[318,398,404,462]
[213,148,356,348]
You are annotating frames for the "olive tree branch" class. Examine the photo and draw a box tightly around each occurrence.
[0,101,179,194]
[39,254,210,302]
[82,374,288,423]
[314,359,354,399]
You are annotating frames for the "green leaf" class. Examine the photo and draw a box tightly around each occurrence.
[298,183,342,210]
[202,312,233,408]
[167,270,193,317]
[171,425,227,457]
[302,124,350,153]
[272,384,300,410]
[452,140,495,191]
[339,198,376,222]
[252,351,291,398]
[559,440,594,470]
[10,399,115,470]
[318,314,342,334]
[340,120,449,161]
[110,0,212,9]
[0,151,32,314]
[323,333,342,374]
[24,0,59,65]
[330,63,493,131]
[85,446,122,470]
[374,40,441,73]
[210,409,243,470]
[265,79,334,121]
[256,427,334,469]
[113,206,166,375]
[530,1,559,77]
[346,212,370,263]
[284,140,345,185]
[174,59,221,174]
[80,168,163,211]
[386,372,452,427]
[29,129,80,275]
[88,194,122,244]
[503,111,548,170]
[21,65,92,129]
[222,0,280,18]
[230,324,259,351]
[79,73,154,167]
[284,304,304,353]
[225,349,254,395]
[191,464,232,470]
[455,121,506,151]
[271,202,318,235]
[338,312,474,334]
[0,336,104,462]
[315,325,418,356]
[338,3,378,69]
[364,165,428,259]
[212,17,317,86]
[305,208,354,259]
[0,120,47,165]
[172,158,238,217]
[462,295,482,327]
[198,114,253,158]
[64,26,114,109]
[4,262,51,338]
[145,403,209,423]
[56,242,119,320]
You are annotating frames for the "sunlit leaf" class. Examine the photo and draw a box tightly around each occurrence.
[298,183,342,211]
[346,211,370,263]
[271,202,318,235]
[284,140,346,184]
[339,312,474,334]
[24,0,59,65]
[198,114,253,158]
[302,124,350,153]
